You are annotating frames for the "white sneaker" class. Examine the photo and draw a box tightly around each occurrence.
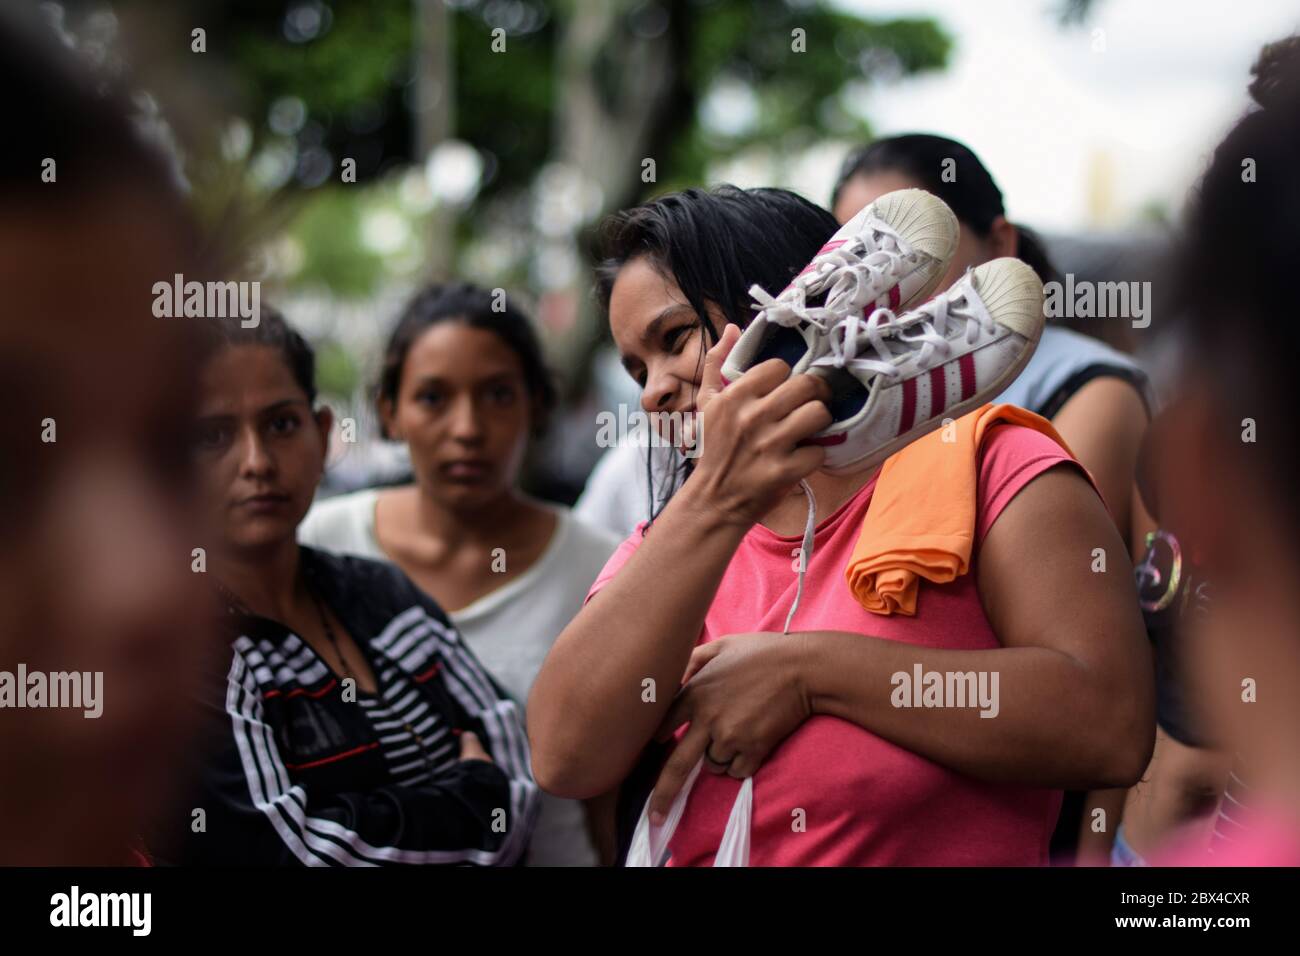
[804,257,1046,475]
[719,188,959,385]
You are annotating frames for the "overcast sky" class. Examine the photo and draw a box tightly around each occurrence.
[764,0,1300,232]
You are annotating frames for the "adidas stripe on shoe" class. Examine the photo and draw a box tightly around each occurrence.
[805,257,1046,475]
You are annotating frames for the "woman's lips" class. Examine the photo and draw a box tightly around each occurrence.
[440,460,492,481]
[235,492,291,514]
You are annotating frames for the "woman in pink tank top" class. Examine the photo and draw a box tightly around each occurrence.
[528,186,1155,866]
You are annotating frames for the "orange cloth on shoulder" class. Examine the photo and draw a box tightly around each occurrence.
[844,403,1075,617]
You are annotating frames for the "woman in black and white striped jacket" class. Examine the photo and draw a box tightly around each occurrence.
[170,307,538,866]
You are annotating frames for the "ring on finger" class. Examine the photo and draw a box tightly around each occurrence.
[705,743,735,769]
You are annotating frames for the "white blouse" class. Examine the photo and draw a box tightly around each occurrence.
[298,487,621,866]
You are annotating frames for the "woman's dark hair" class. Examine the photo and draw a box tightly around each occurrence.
[831,133,1060,287]
[595,185,840,341]
[198,307,318,404]
[594,186,839,527]
[378,283,557,438]
[1,8,191,220]
[1173,35,1300,529]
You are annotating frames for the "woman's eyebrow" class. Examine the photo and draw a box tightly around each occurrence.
[407,370,521,391]
[193,412,235,425]
[257,398,307,417]
[476,370,521,384]
[640,304,696,346]
[619,304,698,372]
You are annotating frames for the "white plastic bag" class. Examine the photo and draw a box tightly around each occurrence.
[625,758,753,867]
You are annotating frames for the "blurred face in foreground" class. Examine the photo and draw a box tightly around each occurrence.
[192,345,331,558]
[1161,392,1300,812]
[0,190,205,864]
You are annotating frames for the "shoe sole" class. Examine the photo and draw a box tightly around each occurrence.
[867,189,960,312]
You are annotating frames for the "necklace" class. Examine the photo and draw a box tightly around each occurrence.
[220,572,441,774]
[306,585,358,684]
[215,574,358,685]
[214,580,252,618]
[306,587,435,770]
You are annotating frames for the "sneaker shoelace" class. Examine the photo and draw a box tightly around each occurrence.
[747,216,921,335]
[810,274,995,384]
[785,479,817,634]
[890,279,997,362]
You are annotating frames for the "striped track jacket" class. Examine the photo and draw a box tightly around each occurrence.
[172,547,539,866]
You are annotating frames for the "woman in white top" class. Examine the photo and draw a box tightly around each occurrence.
[300,283,620,866]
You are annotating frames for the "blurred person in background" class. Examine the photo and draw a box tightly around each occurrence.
[575,388,680,540]
[1148,34,1300,866]
[298,283,618,866]
[831,134,1154,548]
[0,9,207,864]
[831,134,1159,863]
[530,185,1153,866]
[1104,413,1230,866]
[171,309,538,866]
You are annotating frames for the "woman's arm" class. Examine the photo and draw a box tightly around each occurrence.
[1050,377,1149,553]
[529,485,746,800]
[582,790,620,866]
[1075,788,1130,865]
[1119,727,1232,858]
[1076,477,1162,862]
[179,651,528,866]
[528,326,831,799]
[803,466,1155,789]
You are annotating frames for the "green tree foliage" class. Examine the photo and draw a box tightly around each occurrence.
[78,1,949,298]
[113,0,948,206]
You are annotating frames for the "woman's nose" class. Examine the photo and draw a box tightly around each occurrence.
[238,428,274,478]
[448,394,485,440]
[640,364,679,416]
